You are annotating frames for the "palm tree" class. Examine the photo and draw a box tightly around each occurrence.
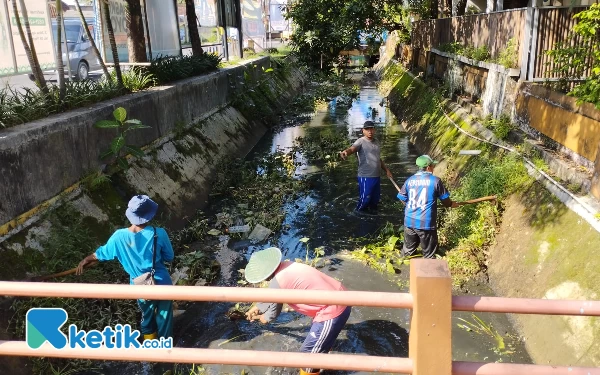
[101,0,124,88]
[124,0,147,62]
[74,0,111,80]
[55,0,66,101]
[185,0,203,55]
[11,0,48,93]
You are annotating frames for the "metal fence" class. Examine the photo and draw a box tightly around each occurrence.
[411,6,592,82]
[0,259,599,374]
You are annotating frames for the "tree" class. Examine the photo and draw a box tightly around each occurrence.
[186,0,203,55]
[11,0,48,93]
[455,0,467,16]
[55,0,66,101]
[284,0,405,70]
[74,0,111,80]
[101,0,124,87]
[546,4,600,109]
[124,0,147,62]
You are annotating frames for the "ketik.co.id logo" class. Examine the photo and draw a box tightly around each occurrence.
[26,308,172,349]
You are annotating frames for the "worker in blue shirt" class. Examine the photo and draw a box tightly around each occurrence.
[396,155,459,258]
[76,195,175,341]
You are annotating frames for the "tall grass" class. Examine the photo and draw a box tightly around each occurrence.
[440,149,533,287]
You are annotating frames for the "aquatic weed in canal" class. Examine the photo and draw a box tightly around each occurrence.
[457,313,516,356]
[294,126,351,166]
[210,150,310,234]
[298,237,326,268]
[349,222,414,275]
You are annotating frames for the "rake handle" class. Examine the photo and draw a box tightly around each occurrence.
[387,176,402,192]
[456,195,497,206]
[30,260,99,282]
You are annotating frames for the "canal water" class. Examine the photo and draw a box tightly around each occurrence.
[106,73,532,375]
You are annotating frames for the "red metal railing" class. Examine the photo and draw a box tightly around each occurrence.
[0,264,599,374]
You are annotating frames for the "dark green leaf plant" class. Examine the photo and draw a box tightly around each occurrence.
[94,107,151,171]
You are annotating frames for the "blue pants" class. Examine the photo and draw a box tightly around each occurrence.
[300,306,352,372]
[138,299,173,339]
[356,177,381,211]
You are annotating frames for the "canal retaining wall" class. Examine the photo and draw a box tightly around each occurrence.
[0,56,307,280]
[377,57,600,368]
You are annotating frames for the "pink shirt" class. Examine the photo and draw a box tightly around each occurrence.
[273,261,348,322]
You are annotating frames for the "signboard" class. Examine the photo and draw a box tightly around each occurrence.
[269,1,287,32]
[241,0,263,37]
[195,0,217,27]
[0,0,56,77]
[145,0,180,57]
[98,0,128,63]
[94,0,180,62]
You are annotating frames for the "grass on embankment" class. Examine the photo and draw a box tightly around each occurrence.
[377,62,545,288]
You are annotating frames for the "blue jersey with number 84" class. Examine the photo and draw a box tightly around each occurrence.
[397,171,450,230]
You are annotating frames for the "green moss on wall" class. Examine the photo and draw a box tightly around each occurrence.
[381,61,536,288]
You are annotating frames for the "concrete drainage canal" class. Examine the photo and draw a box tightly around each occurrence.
[77,72,530,375]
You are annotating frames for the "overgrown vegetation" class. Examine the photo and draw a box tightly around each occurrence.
[376,63,538,288]
[546,3,600,107]
[481,114,515,140]
[210,149,309,235]
[438,42,491,62]
[283,0,407,69]
[0,53,221,129]
[437,38,517,69]
[496,37,519,69]
[288,71,360,115]
[440,153,532,286]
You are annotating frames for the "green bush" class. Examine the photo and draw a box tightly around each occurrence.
[147,52,222,84]
[497,37,518,69]
[0,52,222,129]
[482,114,515,140]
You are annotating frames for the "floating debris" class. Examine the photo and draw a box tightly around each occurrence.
[459,150,482,155]
[227,224,251,233]
[248,224,272,243]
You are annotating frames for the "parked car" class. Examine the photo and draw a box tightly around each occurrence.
[30,17,102,81]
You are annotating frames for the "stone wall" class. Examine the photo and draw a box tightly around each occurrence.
[0,57,304,237]
[0,56,307,279]
[379,59,600,368]
[408,43,600,199]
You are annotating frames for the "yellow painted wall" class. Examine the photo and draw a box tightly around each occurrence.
[515,93,600,163]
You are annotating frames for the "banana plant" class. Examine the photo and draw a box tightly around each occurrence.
[94,107,151,171]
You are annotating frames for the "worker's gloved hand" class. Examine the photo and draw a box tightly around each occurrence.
[245,306,260,321]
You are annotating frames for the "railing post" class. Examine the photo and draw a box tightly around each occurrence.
[409,259,452,375]
[519,6,535,81]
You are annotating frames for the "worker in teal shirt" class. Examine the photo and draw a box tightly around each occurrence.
[76,195,175,341]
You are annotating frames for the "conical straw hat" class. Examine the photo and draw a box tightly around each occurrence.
[244,247,282,284]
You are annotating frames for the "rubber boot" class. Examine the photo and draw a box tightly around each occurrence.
[143,332,157,341]
[299,369,320,375]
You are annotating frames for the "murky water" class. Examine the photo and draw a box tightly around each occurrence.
[104,75,532,375]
